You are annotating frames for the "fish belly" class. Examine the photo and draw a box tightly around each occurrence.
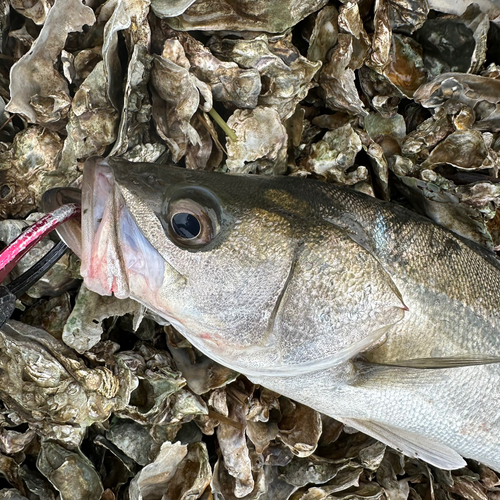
[249,359,500,470]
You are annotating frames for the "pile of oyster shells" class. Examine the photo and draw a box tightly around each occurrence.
[1,0,500,498]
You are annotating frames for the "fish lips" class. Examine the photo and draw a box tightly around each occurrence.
[44,157,166,300]
[82,157,166,300]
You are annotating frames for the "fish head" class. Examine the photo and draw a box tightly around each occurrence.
[79,157,306,372]
[55,157,406,377]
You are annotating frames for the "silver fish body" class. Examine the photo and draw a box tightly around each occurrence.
[53,157,500,470]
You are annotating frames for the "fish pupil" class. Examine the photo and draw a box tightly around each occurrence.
[171,213,201,239]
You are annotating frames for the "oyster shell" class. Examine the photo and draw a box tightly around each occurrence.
[1,0,500,498]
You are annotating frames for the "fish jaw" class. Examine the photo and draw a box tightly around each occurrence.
[80,158,166,302]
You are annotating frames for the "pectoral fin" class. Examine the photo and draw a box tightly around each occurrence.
[341,418,466,470]
[260,322,396,377]
[366,356,500,369]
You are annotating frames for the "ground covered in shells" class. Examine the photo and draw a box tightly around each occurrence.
[1,0,500,498]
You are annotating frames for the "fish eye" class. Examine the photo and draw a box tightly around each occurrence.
[165,196,220,248]
[171,212,201,239]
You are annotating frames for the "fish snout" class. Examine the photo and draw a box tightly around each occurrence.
[79,158,130,298]
[45,158,166,300]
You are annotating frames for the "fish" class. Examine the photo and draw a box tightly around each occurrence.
[44,156,500,471]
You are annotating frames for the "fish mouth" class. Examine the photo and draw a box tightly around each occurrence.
[80,158,166,299]
[78,157,129,297]
[46,157,166,300]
